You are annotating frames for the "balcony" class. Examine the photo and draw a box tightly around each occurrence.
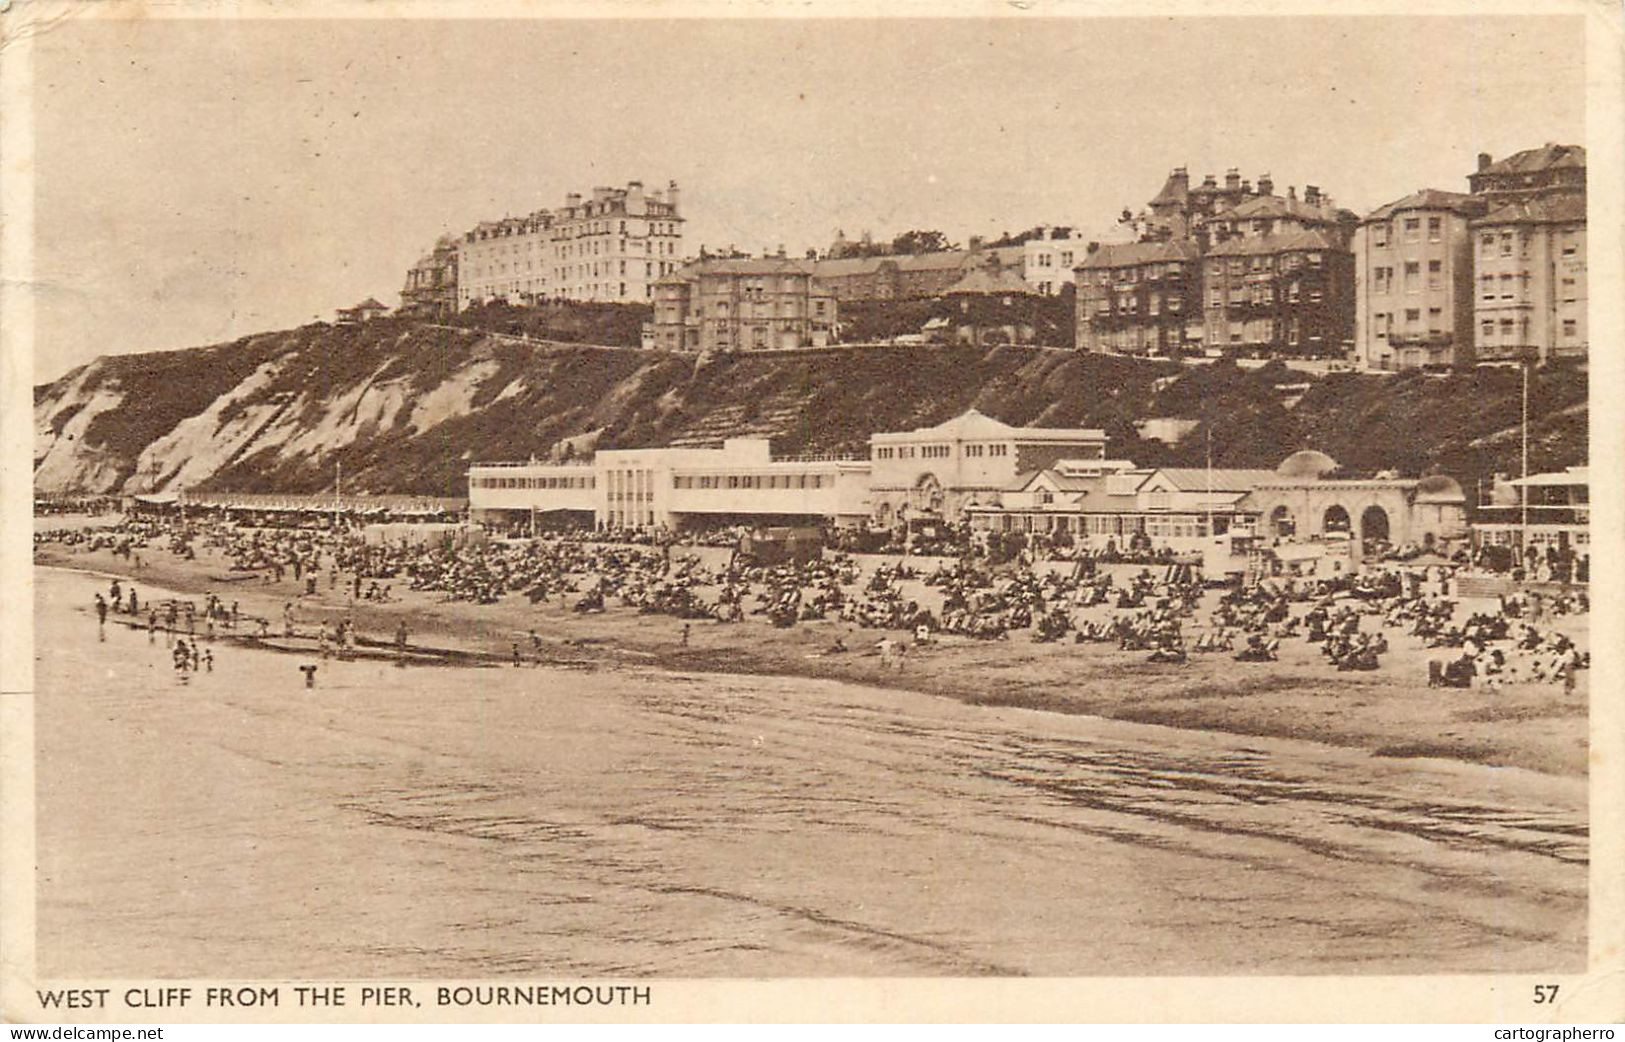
[1389,332,1453,347]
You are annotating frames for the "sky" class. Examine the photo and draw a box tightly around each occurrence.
[28,12,1585,381]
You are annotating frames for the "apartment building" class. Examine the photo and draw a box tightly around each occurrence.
[1353,190,1484,370]
[1201,229,1354,358]
[455,180,684,307]
[1467,145,1587,366]
[1074,239,1202,356]
[650,256,836,353]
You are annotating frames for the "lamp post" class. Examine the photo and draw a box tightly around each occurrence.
[1520,352,1530,555]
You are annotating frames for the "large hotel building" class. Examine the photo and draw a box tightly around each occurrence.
[456,180,685,307]
[1352,143,1586,369]
[1076,169,1357,359]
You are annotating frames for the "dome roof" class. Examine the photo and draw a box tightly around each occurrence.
[1415,474,1465,503]
[1276,449,1338,478]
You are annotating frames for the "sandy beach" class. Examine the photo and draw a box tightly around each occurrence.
[34,531,1590,777]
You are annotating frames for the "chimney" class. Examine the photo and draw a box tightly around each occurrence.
[776,244,786,258]
[1225,168,1241,190]
[666,179,680,213]
[1241,179,1252,195]
[1304,185,1321,206]
[592,186,612,202]
[1201,173,1218,189]
[1287,185,1297,201]
[566,192,582,209]
[1258,172,1274,196]
[628,180,643,192]
[1477,152,1493,172]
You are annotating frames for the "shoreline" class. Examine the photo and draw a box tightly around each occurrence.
[34,542,1589,777]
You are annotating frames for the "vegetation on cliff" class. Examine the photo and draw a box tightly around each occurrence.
[34,314,1587,499]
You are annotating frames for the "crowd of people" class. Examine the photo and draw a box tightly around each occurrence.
[39,509,1590,693]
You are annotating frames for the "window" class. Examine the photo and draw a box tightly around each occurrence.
[1427,216,1442,242]
[1562,278,1577,304]
[1501,231,1513,257]
[1563,318,1578,339]
[1481,274,1495,301]
[1404,261,1420,293]
[1481,319,1495,340]
[1427,260,1442,290]
[1373,266,1392,294]
[1428,307,1442,333]
[1403,217,1421,243]
[1405,308,1421,328]
[1562,235,1578,257]
[1372,223,1390,248]
[1500,273,1514,300]
[1374,312,1389,339]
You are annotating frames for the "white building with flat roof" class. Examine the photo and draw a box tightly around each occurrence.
[468,438,870,531]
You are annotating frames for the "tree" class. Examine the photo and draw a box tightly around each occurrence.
[891,229,956,255]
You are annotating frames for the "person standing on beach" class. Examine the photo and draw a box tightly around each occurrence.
[283,602,295,638]
[395,621,409,665]
[94,593,108,636]
[681,623,690,647]
[147,608,158,644]
[128,587,138,616]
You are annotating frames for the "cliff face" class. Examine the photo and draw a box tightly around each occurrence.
[34,316,1588,497]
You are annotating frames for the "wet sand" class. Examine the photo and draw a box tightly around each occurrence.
[35,566,1587,977]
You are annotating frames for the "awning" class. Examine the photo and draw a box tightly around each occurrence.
[1508,469,1588,488]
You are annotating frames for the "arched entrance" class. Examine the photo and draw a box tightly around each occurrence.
[912,472,945,516]
[1360,505,1390,546]
[1270,505,1295,538]
[1323,504,1352,535]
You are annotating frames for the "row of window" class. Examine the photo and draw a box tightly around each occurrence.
[1371,216,1445,248]
[672,473,831,490]
[874,442,1010,461]
[1372,309,1445,337]
[1204,284,1323,308]
[1478,317,1581,341]
[472,475,596,490]
[1371,261,1444,294]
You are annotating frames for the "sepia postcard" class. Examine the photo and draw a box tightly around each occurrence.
[2,0,1622,1025]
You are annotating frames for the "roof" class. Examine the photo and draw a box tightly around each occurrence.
[874,408,1105,443]
[355,298,387,310]
[1077,238,1202,270]
[1148,170,1189,209]
[1204,228,1340,257]
[1509,467,1588,488]
[692,257,814,276]
[1017,469,1101,493]
[1363,189,1484,222]
[945,268,1033,295]
[811,246,1025,280]
[1479,143,1586,176]
[1148,468,1279,492]
[1209,194,1340,226]
[1471,193,1587,227]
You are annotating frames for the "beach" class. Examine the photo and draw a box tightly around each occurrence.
[32,544,1588,977]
